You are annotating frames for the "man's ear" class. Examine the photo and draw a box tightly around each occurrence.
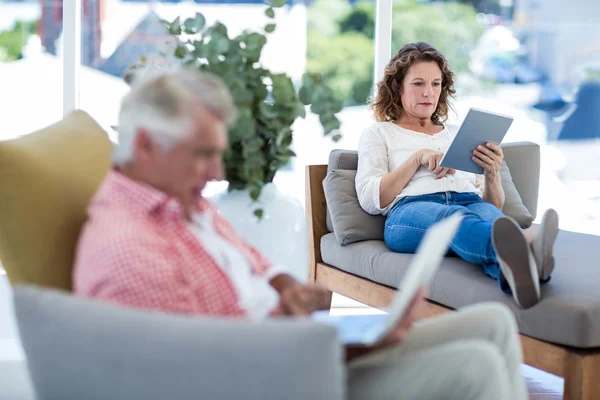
[133,129,155,163]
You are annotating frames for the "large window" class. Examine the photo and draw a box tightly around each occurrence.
[0,0,61,139]
[2,0,599,235]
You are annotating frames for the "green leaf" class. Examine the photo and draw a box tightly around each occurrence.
[183,18,198,34]
[296,101,307,119]
[250,187,262,201]
[182,14,206,34]
[271,74,296,103]
[210,36,230,54]
[174,44,187,58]
[298,86,313,105]
[194,13,206,31]
[210,22,228,38]
[301,73,317,91]
[253,209,264,219]
[168,17,182,35]
[332,98,344,113]
[239,32,267,62]
[320,115,341,134]
[192,40,205,58]
[332,133,342,142]
[152,4,345,192]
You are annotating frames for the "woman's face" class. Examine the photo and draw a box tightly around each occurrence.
[400,61,443,121]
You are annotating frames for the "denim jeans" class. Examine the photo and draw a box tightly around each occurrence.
[384,191,510,293]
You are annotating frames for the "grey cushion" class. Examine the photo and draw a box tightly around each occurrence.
[13,286,345,400]
[501,142,540,221]
[321,230,600,348]
[324,169,385,245]
[325,150,360,234]
[324,143,537,242]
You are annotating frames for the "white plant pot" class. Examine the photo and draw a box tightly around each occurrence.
[210,183,309,282]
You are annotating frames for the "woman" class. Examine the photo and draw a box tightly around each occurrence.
[356,42,559,309]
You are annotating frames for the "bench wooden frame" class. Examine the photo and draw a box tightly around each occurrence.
[306,164,600,400]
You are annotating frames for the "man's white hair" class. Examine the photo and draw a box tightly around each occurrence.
[114,67,237,167]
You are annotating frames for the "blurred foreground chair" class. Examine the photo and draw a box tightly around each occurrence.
[0,111,344,400]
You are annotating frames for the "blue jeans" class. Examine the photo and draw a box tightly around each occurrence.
[385,192,511,292]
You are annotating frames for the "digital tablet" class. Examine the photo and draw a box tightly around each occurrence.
[310,213,463,346]
[440,108,514,174]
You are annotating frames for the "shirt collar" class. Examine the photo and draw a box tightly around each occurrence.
[102,169,185,216]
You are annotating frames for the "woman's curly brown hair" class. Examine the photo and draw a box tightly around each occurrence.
[370,42,456,125]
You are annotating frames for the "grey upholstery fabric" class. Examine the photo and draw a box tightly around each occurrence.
[321,230,600,348]
[325,142,539,236]
[325,150,361,233]
[501,142,540,221]
[323,169,385,245]
[13,286,345,400]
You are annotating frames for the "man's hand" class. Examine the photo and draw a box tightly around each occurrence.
[379,287,426,346]
[270,274,331,316]
[472,142,503,180]
[417,149,456,180]
[279,282,331,316]
[345,287,427,362]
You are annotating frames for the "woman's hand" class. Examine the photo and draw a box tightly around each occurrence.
[417,149,456,180]
[473,142,503,179]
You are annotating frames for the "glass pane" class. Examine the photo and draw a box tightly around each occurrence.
[288,0,375,204]
[79,0,336,201]
[388,0,600,235]
[0,0,62,140]
[78,0,129,139]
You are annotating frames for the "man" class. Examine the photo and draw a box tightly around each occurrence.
[74,69,528,400]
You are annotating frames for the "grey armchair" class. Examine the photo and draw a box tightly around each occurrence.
[12,285,346,400]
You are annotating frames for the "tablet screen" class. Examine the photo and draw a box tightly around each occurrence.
[440,108,514,174]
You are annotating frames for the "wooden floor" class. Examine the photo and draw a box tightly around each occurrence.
[523,365,563,399]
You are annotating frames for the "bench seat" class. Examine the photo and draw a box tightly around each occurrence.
[321,230,600,348]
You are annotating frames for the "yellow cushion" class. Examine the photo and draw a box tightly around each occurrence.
[0,110,112,290]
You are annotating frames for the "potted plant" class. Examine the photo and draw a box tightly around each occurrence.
[130,0,342,280]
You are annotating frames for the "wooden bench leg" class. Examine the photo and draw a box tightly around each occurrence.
[564,351,600,400]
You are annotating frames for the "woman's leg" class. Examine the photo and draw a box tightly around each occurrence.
[460,198,510,288]
[461,198,505,223]
[385,200,497,267]
[463,197,557,283]
[457,194,543,306]
[385,194,543,305]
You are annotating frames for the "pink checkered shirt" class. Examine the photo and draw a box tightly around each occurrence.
[73,169,274,318]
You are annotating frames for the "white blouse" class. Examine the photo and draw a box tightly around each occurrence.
[355,122,485,216]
